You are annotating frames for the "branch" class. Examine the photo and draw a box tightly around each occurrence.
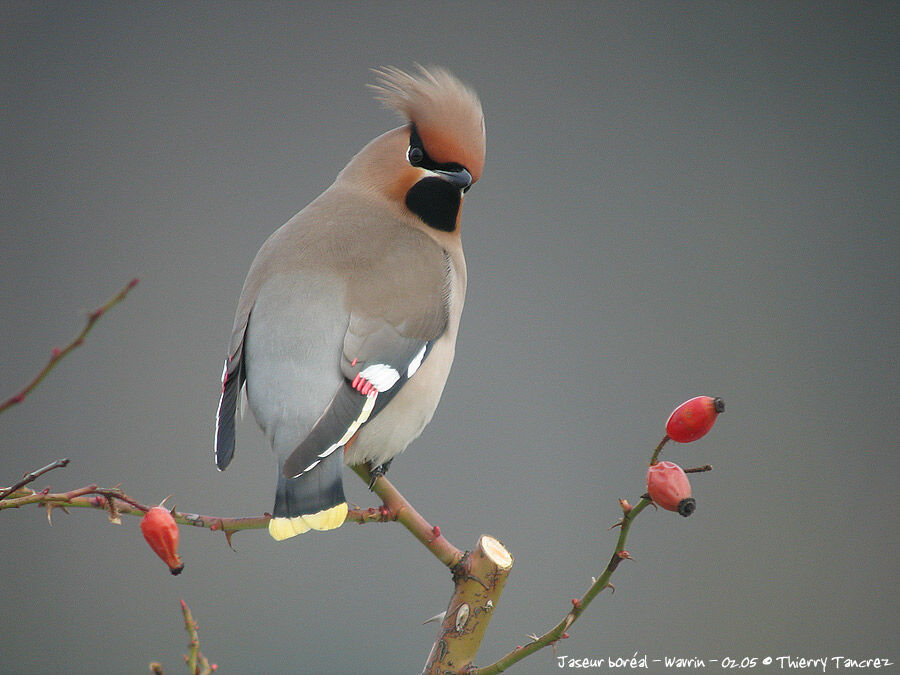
[475,497,651,674]
[473,450,715,672]
[0,278,139,416]
[424,535,513,674]
[352,464,464,568]
[180,599,216,675]
[0,460,436,550]
[0,457,70,501]
[149,600,217,674]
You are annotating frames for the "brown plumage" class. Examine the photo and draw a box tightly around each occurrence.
[214,66,485,540]
[370,65,486,181]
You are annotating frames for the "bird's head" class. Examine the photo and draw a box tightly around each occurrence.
[337,65,485,233]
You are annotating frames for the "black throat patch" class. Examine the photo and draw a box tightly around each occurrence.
[405,177,461,232]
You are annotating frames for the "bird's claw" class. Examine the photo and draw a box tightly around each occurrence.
[367,459,393,490]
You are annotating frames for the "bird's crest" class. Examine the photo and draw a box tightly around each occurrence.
[370,65,486,181]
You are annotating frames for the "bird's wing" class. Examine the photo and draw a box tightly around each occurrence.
[280,252,452,480]
[214,302,251,471]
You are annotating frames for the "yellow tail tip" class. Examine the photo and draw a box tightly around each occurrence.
[268,502,348,541]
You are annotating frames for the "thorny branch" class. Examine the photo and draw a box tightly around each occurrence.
[474,462,712,674]
[353,463,464,568]
[0,278,139,416]
[149,599,217,675]
[0,457,70,501]
[0,460,452,551]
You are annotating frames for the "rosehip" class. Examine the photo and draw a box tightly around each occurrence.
[646,461,695,517]
[140,506,184,575]
[665,396,724,443]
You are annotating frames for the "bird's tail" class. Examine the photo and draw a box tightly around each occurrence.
[268,451,348,541]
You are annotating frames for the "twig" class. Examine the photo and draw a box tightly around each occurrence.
[475,497,651,674]
[0,457,70,501]
[0,278,139,415]
[150,600,216,674]
[180,599,215,675]
[352,464,464,569]
[475,440,717,672]
[0,460,425,545]
[684,464,713,473]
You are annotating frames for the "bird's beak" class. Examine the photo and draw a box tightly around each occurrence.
[433,167,473,191]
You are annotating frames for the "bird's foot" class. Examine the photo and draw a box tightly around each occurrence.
[367,459,393,490]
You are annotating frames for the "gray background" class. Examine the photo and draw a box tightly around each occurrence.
[1,2,897,674]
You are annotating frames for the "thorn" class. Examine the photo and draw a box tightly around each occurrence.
[45,503,55,526]
[561,632,570,639]
[618,550,634,562]
[608,519,624,530]
[223,529,237,551]
[423,611,446,625]
[159,495,173,508]
[605,583,616,594]
[527,633,540,642]
[591,576,597,585]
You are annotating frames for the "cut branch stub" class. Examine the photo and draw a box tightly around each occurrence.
[423,534,513,674]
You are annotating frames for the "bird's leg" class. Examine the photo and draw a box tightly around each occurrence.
[367,459,393,490]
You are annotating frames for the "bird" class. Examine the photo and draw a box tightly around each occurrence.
[214,66,486,541]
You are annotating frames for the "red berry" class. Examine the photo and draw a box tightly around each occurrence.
[140,506,184,575]
[646,461,695,517]
[665,396,724,443]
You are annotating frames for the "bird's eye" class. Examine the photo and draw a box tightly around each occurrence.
[408,146,424,166]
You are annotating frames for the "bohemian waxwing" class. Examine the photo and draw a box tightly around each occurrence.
[215,66,486,541]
